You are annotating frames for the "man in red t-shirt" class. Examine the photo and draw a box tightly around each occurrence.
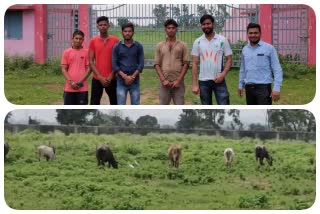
[89,16,120,105]
[61,30,91,105]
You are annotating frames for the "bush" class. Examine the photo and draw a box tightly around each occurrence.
[281,62,315,79]
[4,55,34,73]
[4,55,62,75]
[126,146,141,156]
[238,194,269,209]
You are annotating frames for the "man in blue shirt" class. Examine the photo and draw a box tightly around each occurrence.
[238,23,283,105]
[112,22,144,105]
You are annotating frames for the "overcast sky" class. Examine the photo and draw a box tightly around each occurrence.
[7,109,267,126]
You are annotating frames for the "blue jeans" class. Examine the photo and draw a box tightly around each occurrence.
[199,80,230,105]
[116,77,140,105]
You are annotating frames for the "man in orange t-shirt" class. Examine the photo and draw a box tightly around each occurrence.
[89,16,120,105]
[61,30,91,105]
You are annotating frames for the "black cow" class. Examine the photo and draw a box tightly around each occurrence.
[4,143,9,159]
[255,145,273,166]
[96,144,118,169]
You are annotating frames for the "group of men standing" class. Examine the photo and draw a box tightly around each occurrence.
[61,14,283,105]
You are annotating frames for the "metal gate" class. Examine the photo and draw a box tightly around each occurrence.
[272,5,308,64]
[89,4,258,66]
[47,5,79,60]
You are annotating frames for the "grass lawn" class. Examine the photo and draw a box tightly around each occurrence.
[4,68,316,105]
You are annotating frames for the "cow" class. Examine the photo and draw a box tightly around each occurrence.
[37,143,56,161]
[4,143,9,159]
[96,144,118,169]
[168,145,182,168]
[224,148,234,168]
[255,145,273,166]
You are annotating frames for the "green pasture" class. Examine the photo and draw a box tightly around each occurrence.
[4,131,316,210]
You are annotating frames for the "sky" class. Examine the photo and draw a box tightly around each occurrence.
[7,109,267,126]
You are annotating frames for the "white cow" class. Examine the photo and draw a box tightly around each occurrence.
[224,148,234,168]
[37,144,56,161]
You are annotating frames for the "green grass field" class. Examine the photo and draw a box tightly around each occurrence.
[4,68,316,105]
[4,131,316,210]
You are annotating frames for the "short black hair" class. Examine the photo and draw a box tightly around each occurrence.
[73,30,84,38]
[122,22,134,32]
[164,19,178,27]
[200,14,214,24]
[247,23,261,33]
[96,16,109,24]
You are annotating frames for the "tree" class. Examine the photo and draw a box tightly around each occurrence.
[248,123,267,131]
[176,110,242,130]
[196,5,229,33]
[56,110,97,125]
[117,18,129,27]
[176,109,200,129]
[5,112,12,124]
[228,109,243,130]
[28,116,40,125]
[109,110,125,126]
[197,109,225,129]
[267,110,315,132]
[153,4,169,27]
[136,115,159,128]
[177,4,198,29]
[197,5,208,17]
[124,117,134,127]
[171,6,180,20]
[87,111,112,126]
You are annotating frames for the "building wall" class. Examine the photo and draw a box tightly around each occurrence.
[4,10,35,57]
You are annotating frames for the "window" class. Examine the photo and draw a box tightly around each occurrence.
[4,10,23,40]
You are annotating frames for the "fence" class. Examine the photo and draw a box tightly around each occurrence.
[44,4,311,66]
[89,4,257,66]
[4,124,316,142]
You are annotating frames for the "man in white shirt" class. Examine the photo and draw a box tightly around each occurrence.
[192,14,233,105]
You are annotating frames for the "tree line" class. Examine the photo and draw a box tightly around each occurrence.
[116,4,228,32]
[5,110,315,132]
[10,110,316,132]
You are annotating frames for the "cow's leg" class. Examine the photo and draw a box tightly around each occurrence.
[260,158,264,166]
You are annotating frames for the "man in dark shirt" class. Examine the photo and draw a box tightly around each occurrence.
[112,22,144,105]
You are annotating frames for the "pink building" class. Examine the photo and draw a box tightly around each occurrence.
[4,5,35,57]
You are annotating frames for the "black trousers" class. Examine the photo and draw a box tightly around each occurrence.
[64,91,88,105]
[245,84,272,105]
[90,78,117,105]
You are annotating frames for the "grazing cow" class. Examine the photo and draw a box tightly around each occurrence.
[224,148,234,168]
[168,145,182,168]
[255,145,273,166]
[37,143,56,161]
[4,143,10,159]
[96,144,118,169]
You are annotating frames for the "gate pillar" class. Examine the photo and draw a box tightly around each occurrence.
[34,4,47,63]
[79,4,90,48]
[259,4,272,44]
[308,6,316,65]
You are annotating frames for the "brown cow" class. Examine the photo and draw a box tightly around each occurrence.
[168,145,182,168]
